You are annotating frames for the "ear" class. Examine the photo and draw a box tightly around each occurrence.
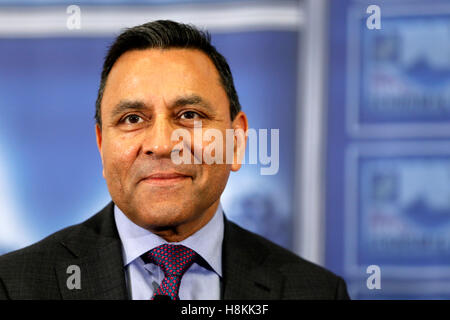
[231,111,248,172]
[95,124,105,178]
[95,123,102,151]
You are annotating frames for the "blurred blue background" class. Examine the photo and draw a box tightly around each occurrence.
[1,0,450,299]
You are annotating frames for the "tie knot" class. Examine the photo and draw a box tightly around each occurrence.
[145,244,197,277]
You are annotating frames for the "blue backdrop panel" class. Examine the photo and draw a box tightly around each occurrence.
[0,31,298,254]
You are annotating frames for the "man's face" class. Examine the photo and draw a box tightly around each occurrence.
[96,48,247,241]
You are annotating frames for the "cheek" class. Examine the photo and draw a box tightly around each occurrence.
[190,127,231,182]
[192,127,230,163]
[102,136,139,179]
[196,163,230,196]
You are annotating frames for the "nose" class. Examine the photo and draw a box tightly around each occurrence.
[142,114,175,158]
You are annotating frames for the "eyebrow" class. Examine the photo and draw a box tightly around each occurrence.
[110,94,217,118]
[173,94,215,112]
[111,100,147,118]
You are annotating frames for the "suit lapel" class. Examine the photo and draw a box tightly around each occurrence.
[221,218,284,299]
[55,202,128,300]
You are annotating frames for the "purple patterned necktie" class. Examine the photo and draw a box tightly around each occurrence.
[144,244,198,300]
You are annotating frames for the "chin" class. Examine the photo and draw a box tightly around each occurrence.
[134,201,194,228]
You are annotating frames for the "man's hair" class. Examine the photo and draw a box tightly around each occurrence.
[95,20,241,127]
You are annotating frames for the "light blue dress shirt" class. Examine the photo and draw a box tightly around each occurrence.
[114,203,224,300]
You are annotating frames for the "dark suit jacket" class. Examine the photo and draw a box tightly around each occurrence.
[0,202,349,299]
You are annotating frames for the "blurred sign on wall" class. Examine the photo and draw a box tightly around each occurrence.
[326,0,450,299]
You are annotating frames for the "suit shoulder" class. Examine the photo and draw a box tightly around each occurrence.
[0,202,113,266]
[227,221,349,299]
[0,222,83,268]
[228,221,318,265]
[0,222,85,299]
[0,203,115,299]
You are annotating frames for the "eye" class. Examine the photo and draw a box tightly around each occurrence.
[180,111,201,120]
[123,114,143,124]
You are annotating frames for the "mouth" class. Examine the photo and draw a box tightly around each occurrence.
[140,172,191,186]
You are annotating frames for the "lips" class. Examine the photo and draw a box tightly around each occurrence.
[141,172,191,185]
[146,172,190,179]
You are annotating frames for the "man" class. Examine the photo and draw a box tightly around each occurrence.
[0,20,349,300]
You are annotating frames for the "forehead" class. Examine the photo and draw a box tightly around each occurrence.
[101,48,226,110]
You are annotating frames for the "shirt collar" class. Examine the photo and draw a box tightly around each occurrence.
[114,202,224,277]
